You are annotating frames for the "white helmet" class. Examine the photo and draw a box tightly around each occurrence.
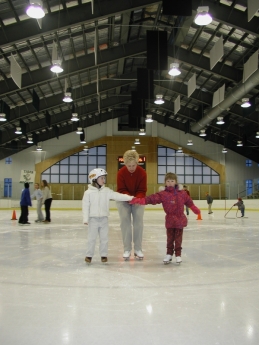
[88,168,107,183]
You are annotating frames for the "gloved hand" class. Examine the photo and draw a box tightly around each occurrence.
[129,197,146,205]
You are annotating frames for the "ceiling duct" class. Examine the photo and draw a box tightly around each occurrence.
[191,69,259,133]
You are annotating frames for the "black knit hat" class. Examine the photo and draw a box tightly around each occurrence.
[24,182,29,188]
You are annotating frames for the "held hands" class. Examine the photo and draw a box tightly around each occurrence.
[129,197,146,205]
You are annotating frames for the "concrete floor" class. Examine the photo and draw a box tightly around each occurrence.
[0,208,259,345]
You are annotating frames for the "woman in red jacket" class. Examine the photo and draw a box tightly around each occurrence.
[130,172,200,264]
[117,150,147,260]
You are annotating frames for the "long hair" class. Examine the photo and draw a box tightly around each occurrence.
[41,180,49,188]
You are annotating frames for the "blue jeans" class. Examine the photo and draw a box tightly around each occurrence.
[116,201,145,252]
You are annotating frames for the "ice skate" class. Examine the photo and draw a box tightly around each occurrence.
[101,257,108,263]
[176,256,182,264]
[163,254,172,264]
[134,250,144,260]
[123,250,131,261]
[85,256,92,264]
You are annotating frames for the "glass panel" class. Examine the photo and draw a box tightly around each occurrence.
[88,156,96,164]
[51,175,59,183]
[212,176,220,184]
[194,167,202,174]
[60,165,69,174]
[79,175,88,183]
[60,158,69,164]
[98,146,106,155]
[158,175,165,183]
[79,156,87,164]
[194,159,202,166]
[167,157,175,165]
[176,156,184,165]
[158,147,166,155]
[158,166,166,174]
[70,156,78,164]
[41,174,50,181]
[43,168,50,174]
[69,175,78,183]
[185,166,193,174]
[203,176,211,183]
[50,165,59,174]
[98,156,106,164]
[167,166,175,172]
[167,148,175,155]
[60,175,68,183]
[211,170,218,175]
[176,166,184,174]
[203,166,211,174]
[70,166,78,174]
[177,175,184,183]
[194,175,202,183]
[185,156,193,165]
[185,176,193,183]
[79,165,88,174]
[89,147,97,155]
[158,157,166,165]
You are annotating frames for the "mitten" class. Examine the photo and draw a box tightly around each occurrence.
[129,197,146,205]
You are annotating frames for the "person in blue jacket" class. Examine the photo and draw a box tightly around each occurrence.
[18,182,32,225]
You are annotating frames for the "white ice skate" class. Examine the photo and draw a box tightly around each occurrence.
[123,250,131,261]
[134,250,144,260]
[176,256,182,264]
[163,254,172,264]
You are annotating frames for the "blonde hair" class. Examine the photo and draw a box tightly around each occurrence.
[164,172,178,183]
[123,150,139,165]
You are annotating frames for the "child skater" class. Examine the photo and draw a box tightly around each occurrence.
[130,172,201,264]
[82,168,134,264]
[234,197,245,217]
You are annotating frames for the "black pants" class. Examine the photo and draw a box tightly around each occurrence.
[19,205,29,224]
[44,198,52,221]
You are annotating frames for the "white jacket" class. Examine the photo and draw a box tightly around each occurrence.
[82,184,133,223]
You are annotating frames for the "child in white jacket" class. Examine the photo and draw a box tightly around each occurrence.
[82,168,134,263]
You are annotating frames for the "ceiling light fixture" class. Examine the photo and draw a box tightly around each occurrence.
[256,132,259,138]
[199,129,207,137]
[139,128,146,135]
[63,87,73,103]
[237,140,243,147]
[15,127,22,134]
[187,139,193,146]
[134,138,140,145]
[0,113,6,121]
[27,137,33,144]
[145,114,153,123]
[80,138,86,144]
[222,147,227,153]
[26,1,45,19]
[76,127,83,134]
[83,145,89,152]
[131,146,136,151]
[168,62,181,76]
[241,98,251,108]
[177,147,183,153]
[50,41,63,73]
[154,94,164,105]
[194,6,212,26]
[36,145,42,151]
[71,113,79,121]
[216,116,225,125]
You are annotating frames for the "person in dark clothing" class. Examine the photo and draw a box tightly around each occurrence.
[234,197,245,217]
[18,182,32,225]
[206,192,213,214]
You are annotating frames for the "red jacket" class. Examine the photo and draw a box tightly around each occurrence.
[144,186,200,229]
[117,165,147,198]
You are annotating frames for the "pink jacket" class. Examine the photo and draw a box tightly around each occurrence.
[145,186,200,229]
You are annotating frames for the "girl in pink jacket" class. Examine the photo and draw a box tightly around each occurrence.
[130,172,200,264]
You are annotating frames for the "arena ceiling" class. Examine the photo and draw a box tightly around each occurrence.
[0,0,259,163]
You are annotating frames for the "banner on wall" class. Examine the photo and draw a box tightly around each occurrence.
[19,170,36,183]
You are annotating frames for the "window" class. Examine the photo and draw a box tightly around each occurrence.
[42,145,106,183]
[246,159,252,167]
[157,145,219,184]
[5,157,12,164]
[246,179,253,196]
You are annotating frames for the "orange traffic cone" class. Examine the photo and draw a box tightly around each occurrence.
[196,213,202,220]
[11,210,17,220]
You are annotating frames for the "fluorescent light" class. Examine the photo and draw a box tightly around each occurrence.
[50,60,63,73]
[80,139,86,144]
[131,146,136,151]
[27,137,33,144]
[199,129,206,137]
[15,127,22,134]
[154,94,164,105]
[36,145,42,151]
[216,116,224,125]
[187,139,193,146]
[26,1,45,19]
[241,98,251,108]
[83,146,89,152]
[256,132,259,138]
[0,113,6,121]
[194,6,212,26]
[134,139,140,145]
[222,147,227,153]
[177,147,183,153]
[237,141,243,147]
[168,62,181,76]
[76,127,83,134]
[145,114,153,122]
[139,128,146,135]
[63,92,73,103]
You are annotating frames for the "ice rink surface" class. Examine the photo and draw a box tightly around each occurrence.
[0,208,259,345]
